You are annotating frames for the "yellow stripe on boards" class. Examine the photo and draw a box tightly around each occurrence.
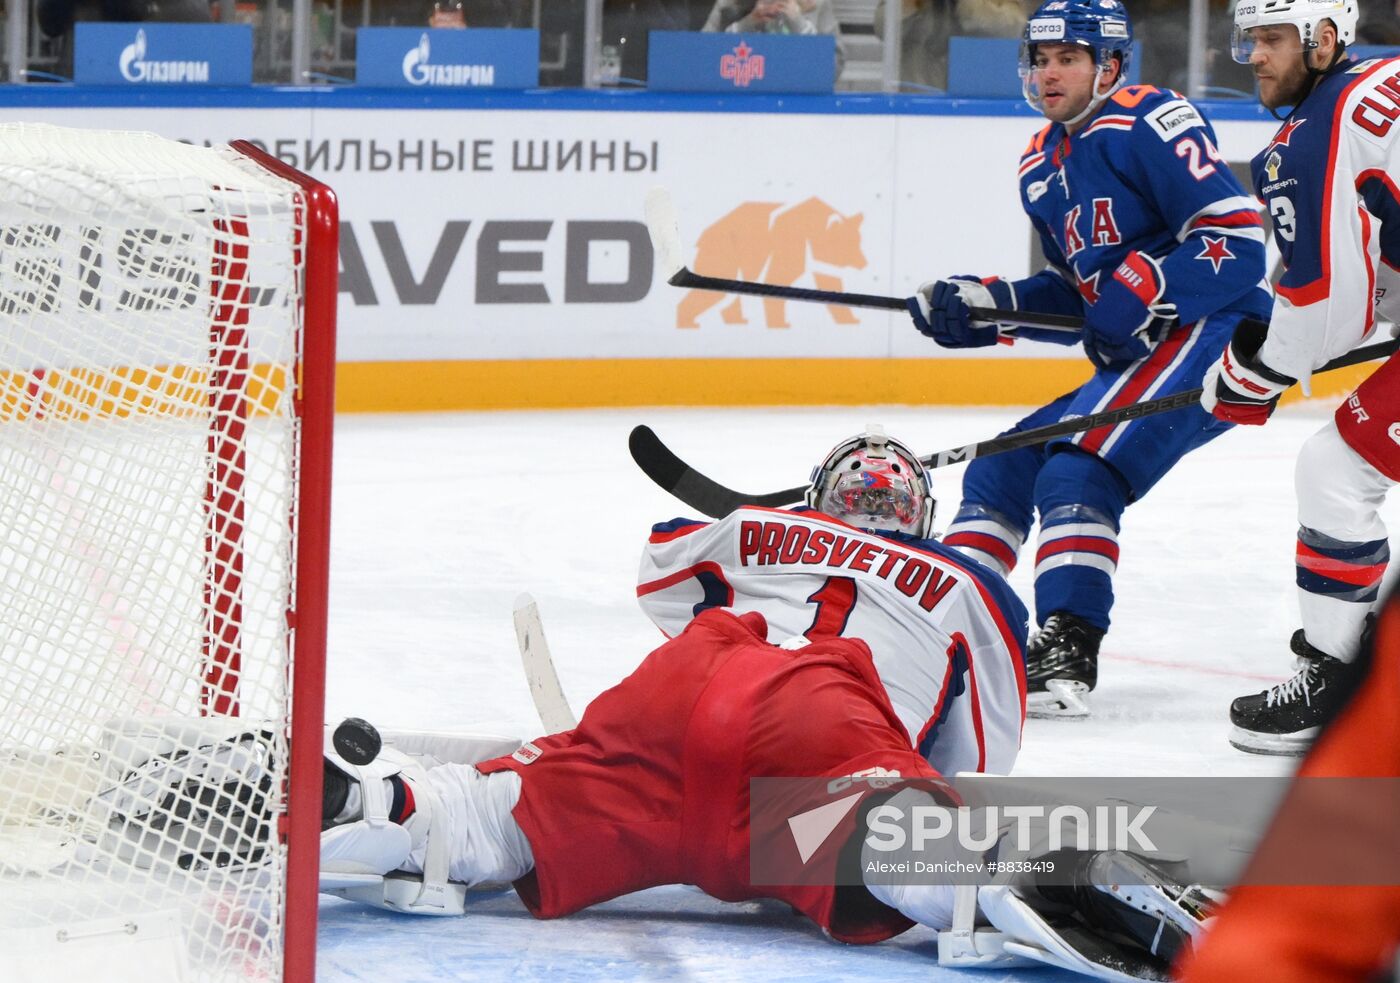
[333,359,1378,413]
[0,358,1372,418]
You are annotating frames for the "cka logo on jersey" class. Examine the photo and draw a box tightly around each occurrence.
[677,198,866,328]
[120,29,209,82]
[402,33,496,86]
[720,41,765,87]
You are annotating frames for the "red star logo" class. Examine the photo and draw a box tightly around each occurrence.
[1269,117,1307,149]
[1196,235,1235,274]
[733,41,751,60]
[1076,270,1101,305]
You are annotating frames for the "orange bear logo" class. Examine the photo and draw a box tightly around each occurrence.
[676,198,868,329]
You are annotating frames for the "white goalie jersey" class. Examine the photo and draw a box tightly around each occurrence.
[636,507,1030,777]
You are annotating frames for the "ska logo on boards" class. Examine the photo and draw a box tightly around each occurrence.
[720,41,765,88]
[677,198,868,329]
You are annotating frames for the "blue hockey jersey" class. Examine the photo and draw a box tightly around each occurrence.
[1007,85,1272,346]
[1252,56,1400,385]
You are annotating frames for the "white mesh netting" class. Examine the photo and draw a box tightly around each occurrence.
[0,123,316,981]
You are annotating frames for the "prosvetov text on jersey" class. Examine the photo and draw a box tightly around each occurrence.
[739,518,961,613]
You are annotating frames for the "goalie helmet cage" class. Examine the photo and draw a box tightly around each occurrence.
[0,124,334,982]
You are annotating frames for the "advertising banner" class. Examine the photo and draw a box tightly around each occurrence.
[355,28,540,89]
[647,31,836,94]
[74,24,253,85]
[9,103,1296,408]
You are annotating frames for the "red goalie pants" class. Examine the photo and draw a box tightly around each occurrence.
[475,607,940,944]
[1335,352,1400,480]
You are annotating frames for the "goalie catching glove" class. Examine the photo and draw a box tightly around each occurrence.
[1199,318,1294,425]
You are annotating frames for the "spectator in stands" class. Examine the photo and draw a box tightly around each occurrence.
[1357,0,1400,46]
[702,0,847,78]
[872,0,1024,91]
[1127,0,1254,98]
[36,0,211,78]
[460,0,531,26]
[602,0,710,84]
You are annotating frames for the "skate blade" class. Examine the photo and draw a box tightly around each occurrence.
[1093,853,1211,943]
[1227,725,1317,757]
[1026,680,1090,719]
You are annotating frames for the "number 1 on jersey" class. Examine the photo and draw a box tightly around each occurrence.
[805,576,858,639]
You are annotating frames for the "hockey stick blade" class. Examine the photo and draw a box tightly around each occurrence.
[630,425,805,516]
[630,337,1400,518]
[512,593,577,733]
[644,187,685,279]
[667,266,1083,333]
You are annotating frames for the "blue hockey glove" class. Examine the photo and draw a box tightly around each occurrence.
[906,276,1014,349]
[1083,251,1177,368]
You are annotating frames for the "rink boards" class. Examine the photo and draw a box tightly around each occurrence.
[5,92,1373,409]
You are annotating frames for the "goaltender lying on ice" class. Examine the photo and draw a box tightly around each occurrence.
[306,428,1225,983]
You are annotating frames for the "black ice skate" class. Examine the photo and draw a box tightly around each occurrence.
[985,849,1217,980]
[1053,851,1214,969]
[1025,612,1104,719]
[1229,639,1351,756]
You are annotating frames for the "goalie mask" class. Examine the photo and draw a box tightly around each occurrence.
[806,428,935,539]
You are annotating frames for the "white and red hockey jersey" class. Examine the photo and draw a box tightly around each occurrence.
[636,506,1030,777]
[1253,55,1400,384]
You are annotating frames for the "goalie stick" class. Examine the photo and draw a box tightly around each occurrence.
[643,187,1083,335]
[630,336,1400,518]
[512,593,578,733]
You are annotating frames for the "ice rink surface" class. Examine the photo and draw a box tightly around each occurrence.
[318,401,1397,982]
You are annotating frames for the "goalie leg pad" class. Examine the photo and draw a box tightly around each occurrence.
[321,735,464,914]
[319,732,533,916]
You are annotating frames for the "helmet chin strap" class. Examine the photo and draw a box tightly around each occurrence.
[1062,71,1116,129]
[1028,57,1125,131]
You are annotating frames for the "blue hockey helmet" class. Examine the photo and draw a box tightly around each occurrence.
[1019,0,1134,120]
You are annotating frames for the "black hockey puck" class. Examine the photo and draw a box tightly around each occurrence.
[333,717,382,766]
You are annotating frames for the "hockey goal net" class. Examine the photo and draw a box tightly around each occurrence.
[0,123,335,982]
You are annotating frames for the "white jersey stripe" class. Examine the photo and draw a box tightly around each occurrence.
[1034,551,1119,579]
[1096,321,1208,456]
[1038,521,1117,543]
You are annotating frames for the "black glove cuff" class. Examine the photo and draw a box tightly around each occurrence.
[1230,318,1295,387]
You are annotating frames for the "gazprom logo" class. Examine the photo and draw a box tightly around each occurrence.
[1026,17,1066,41]
[119,29,210,82]
[401,33,496,86]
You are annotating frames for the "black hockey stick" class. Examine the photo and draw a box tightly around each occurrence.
[644,188,1083,335]
[630,337,1400,518]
